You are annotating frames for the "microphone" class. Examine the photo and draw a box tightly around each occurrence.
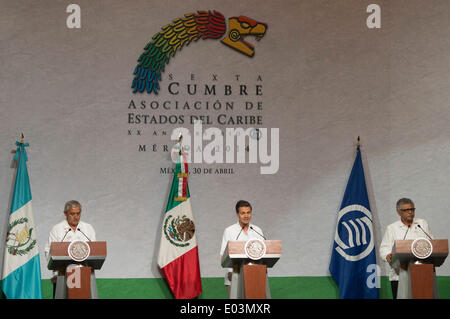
[250,226,266,240]
[236,225,245,240]
[61,228,71,242]
[417,224,433,240]
[77,228,92,242]
[402,224,411,240]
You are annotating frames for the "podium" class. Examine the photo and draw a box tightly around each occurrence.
[48,241,107,299]
[391,239,448,299]
[221,240,281,299]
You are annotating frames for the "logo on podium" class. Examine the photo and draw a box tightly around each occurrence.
[411,238,433,259]
[68,240,90,262]
[244,239,266,260]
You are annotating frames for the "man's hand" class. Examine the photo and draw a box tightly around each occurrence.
[386,253,393,263]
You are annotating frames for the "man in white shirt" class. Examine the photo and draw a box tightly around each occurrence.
[379,198,433,299]
[220,200,265,297]
[45,200,97,298]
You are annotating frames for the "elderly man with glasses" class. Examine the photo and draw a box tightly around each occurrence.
[379,198,434,299]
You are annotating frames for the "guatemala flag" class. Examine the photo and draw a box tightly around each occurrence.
[329,144,379,299]
[1,141,42,299]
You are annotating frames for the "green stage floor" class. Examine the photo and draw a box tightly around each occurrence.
[30,276,449,299]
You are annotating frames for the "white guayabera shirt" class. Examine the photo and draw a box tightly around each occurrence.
[379,218,433,281]
[220,222,264,285]
[379,218,434,299]
[44,220,96,277]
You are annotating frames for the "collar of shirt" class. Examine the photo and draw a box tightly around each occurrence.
[235,222,262,239]
[63,220,73,232]
[236,222,253,232]
[395,218,420,229]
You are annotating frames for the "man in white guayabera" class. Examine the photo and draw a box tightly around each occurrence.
[220,200,268,298]
[379,198,434,299]
[44,200,96,299]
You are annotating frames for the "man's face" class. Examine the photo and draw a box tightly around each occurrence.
[65,206,81,228]
[236,206,252,227]
[397,203,415,225]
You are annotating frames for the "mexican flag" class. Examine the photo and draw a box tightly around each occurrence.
[157,145,202,299]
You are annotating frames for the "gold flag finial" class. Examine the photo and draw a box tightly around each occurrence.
[356,136,361,147]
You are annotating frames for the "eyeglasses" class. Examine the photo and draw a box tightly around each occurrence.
[399,208,415,212]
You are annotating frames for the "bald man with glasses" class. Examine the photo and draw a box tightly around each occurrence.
[379,198,434,299]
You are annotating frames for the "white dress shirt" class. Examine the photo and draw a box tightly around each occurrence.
[44,220,96,261]
[379,218,433,281]
[220,222,264,285]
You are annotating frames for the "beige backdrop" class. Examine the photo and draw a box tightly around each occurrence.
[1,0,450,279]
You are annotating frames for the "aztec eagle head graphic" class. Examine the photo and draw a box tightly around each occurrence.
[131,10,267,94]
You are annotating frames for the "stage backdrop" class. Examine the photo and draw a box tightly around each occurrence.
[1,0,450,297]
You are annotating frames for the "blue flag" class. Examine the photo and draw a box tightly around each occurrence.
[329,146,379,299]
[1,141,42,299]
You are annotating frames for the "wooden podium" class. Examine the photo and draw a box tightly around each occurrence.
[221,240,281,299]
[391,239,448,299]
[48,241,107,299]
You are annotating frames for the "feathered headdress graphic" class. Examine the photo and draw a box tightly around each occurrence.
[132,10,267,94]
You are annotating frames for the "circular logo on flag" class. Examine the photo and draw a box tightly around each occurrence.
[68,240,90,262]
[164,214,195,247]
[5,217,37,257]
[411,238,433,259]
[244,239,266,260]
[334,204,375,261]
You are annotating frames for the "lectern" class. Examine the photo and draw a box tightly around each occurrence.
[391,239,448,299]
[221,240,281,299]
[48,241,107,299]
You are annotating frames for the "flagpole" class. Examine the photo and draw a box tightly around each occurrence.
[356,136,360,148]
[178,133,186,158]
[17,133,26,163]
